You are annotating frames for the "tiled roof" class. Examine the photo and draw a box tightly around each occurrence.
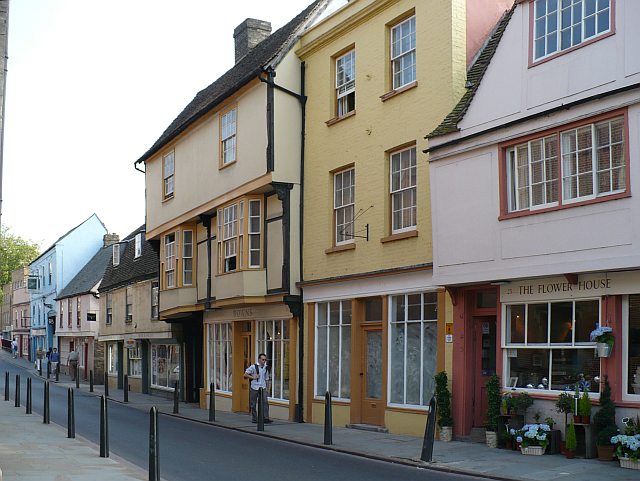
[427,2,516,139]
[56,245,112,300]
[99,225,159,293]
[134,0,324,166]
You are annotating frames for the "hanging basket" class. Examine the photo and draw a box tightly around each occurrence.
[596,343,612,358]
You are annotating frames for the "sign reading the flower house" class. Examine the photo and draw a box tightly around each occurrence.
[500,271,640,303]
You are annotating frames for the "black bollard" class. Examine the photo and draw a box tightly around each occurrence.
[26,378,32,414]
[68,388,75,438]
[47,361,51,379]
[124,374,129,403]
[257,388,265,432]
[43,381,50,424]
[14,374,20,407]
[324,391,332,445]
[420,396,438,462]
[208,383,215,422]
[4,371,9,401]
[149,407,160,481]
[38,361,42,377]
[76,370,80,389]
[100,395,109,457]
[55,363,59,382]
[89,370,94,392]
[173,381,179,414]
[104,372,109,397]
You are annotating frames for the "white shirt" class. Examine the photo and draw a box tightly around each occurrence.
[245,363,269,390]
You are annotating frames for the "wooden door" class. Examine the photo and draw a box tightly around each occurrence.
[239,333,252,413]
[473,317,496,428]
[361,326,384,425]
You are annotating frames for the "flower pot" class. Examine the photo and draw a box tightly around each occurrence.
[596,445,615,461]
[486,431,498,449]
[582,415,590,424]
[565,450,576,459]
[504,439,513,450]
[573,415,583,424]
[521,446,545,456]
[560,441,566,455]
[619,457,640,470]
[596,342,612,357]
[439,426,453,442]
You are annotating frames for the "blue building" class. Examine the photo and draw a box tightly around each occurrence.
[28,214,108,358]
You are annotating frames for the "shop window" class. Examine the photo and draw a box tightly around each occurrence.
[505,299,600,391]
[106,293,113,325]
[389,292,438,407]
[107,343,118,375]
[209,323,232,393]
[315,300,352,400]
[151,343,180,390]
[257,319,290,401]
[128,342,142,377]
[626,294,640,397]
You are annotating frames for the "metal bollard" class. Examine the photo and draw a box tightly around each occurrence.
[38,361,42,377]
[68,388,75,438]
[420,396,438,462]
[4,371,9,401]
[100,395,109,457]
[257,388,265,432]
[47,361,51,379]
[173,381,179,414]
[14,374,20,407]
[43,381,50,424]
[124,374,129,403]
[89,370,94,392]
[208,383,215,422]
[324,391,332,445]
[104,372,109,397]
[149,407,160,481]
[76,370,80,389]
[26,378,32,414]
[55,363,59,382]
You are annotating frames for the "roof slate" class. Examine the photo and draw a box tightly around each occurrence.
[56,245,112,300]
[427,2,516,139]
[134,0,323,166]
[99,225,159,293]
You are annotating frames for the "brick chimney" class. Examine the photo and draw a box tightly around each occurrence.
[103,233,120,247]
[233,18,271,63]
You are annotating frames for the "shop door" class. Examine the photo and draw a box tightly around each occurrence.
[473,317,496,428]
[361,326,384,425]
[240,333,252,413]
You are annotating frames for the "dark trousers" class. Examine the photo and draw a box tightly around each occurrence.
[69,361,78,380]
[249,388,269,421]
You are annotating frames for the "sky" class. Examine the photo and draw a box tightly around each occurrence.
[3,0,312,250]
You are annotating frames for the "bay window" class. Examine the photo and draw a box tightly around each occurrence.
[505,299,600,391]
[315,300,352,399]
[217,198,262,274]
[164,233,176,287]
[248,200,261,268]
[257,319,290,401]
[209,323,232,392]
[182,230,193,285]
[389,292,438,407]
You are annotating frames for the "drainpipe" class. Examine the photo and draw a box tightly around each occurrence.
[265,68,275,172]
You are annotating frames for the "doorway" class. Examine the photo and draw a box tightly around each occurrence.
[473,316,496,428]
[239,332,253,413]
[360,325,384,425]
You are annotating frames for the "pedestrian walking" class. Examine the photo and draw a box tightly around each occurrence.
[36,347,44,371]
[11,339,17,358]
[68,349,79,381]
[50,348,60,374]
[244,353,272,424]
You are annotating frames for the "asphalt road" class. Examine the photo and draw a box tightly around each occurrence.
[0,358,484,481]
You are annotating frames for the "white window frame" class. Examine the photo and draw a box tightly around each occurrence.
[334,168,355,245]
[76,297,81,327]
[248,200,261,268]
[125,286,133,322]
[107,343,118,375]
[151,343,180,391]
[163,151,175,198]
[221,108,237,166]
[256,319,290,402]
[390,146,417,234]
[151,281,159,319]
[182,230,193,285]
[112,244,120,267]
[106,293,113,325]
[533,0,612,61]
[128,342,142,377]
[622,295,640,401]
[134,233,142,259]
[390,15,416,90]
[387,292,438,409]
[219,202,244,273]
[336,49,355,117]
[314,300,352,401]
[209,323,232,393]
[164,233,176,288]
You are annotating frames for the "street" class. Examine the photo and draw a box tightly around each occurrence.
[0,357,483,481]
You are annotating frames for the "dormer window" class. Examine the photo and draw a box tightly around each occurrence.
[112,243,120,266]
[134,233,142,259]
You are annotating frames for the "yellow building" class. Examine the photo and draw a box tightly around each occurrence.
[297,0,510,435]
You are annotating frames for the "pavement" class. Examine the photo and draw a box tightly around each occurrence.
[1,350,638,481]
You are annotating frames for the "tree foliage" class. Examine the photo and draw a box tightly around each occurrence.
[0,226,40,300]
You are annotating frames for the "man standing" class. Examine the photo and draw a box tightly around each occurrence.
[50,348,60,374]
[36,347,44,371]
[11,338,17,358]
[244,353,272,424]
[68,348,79,381]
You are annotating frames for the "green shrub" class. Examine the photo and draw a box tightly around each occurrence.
[593,378,617,446]
[566,423,577,452]
[580,392,591,417]
[486,374,501,432]
[434,371,453,427]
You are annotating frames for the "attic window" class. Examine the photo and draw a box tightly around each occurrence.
[134,233,142,259]
[113,244,120,267]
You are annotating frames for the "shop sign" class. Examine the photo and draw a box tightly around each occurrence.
[445,323,453,343]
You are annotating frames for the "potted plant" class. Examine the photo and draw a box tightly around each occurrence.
[565,423,577,459]
[593,377,617,461]
[573,384,582,423]
[544,417,555,429]
[513,392,534,418]
[611,434,640,469]
[517,423,551,456]
[485,374,501,448]
[590,326,614,357]
[578,391,591,424]
[434,371,453,442]
[556,392,573,428]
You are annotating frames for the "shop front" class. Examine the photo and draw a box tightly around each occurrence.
[202,302,298,422]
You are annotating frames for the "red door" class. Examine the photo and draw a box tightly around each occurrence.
[473,317,496,428]
[84,343,89,380]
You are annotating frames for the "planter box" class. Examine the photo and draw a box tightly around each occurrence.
[521,446,545,456]
[619,457,640,470]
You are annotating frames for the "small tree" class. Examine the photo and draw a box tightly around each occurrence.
[556,392,573,427]
[0,226,40,300]
[486,374,501,432]
[565,423,577,452]
[434,371,453,427]
[593,377,617,446]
